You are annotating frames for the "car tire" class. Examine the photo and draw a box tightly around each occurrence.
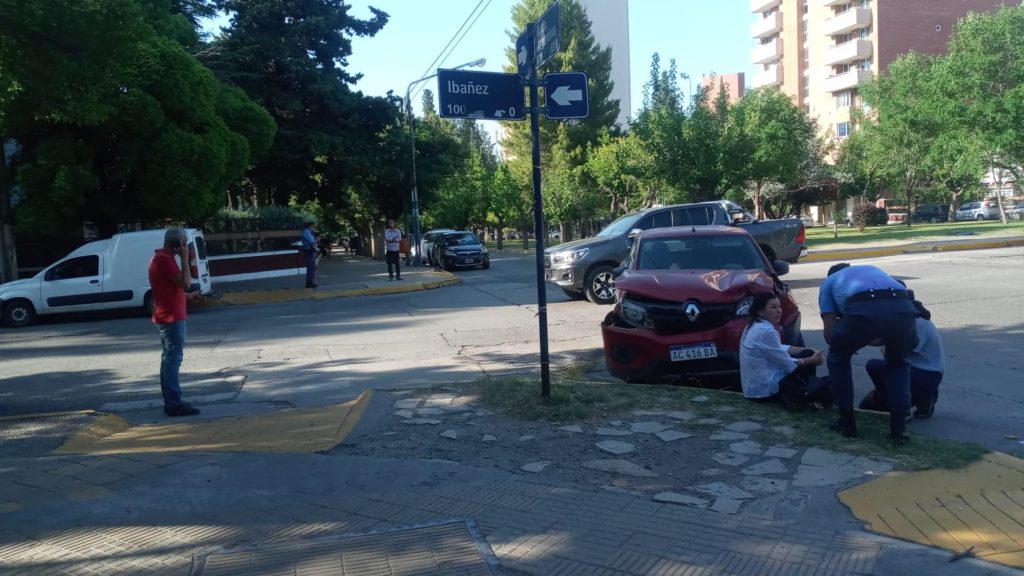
[482,258,490,270]
[585,265,617,305]
[561,288,586,300]
[143,291,155,317]
[929,217,939,223]
[976,214,984,221]
[3,299,36,328]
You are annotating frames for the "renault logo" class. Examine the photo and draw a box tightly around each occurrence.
[684,302,701,322]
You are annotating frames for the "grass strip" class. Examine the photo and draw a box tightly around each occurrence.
[472,376,985,472]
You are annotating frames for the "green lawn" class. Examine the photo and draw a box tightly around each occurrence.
[805,220,1024,248]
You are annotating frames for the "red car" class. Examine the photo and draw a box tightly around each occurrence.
[601,226,801,383]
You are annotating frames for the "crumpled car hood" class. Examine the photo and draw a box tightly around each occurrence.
[615,269,775,302]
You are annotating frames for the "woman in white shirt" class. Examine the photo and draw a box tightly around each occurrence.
[739,292,829,410]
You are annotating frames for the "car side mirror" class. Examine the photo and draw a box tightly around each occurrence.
[772,260,790,276]
[612,266,626,279]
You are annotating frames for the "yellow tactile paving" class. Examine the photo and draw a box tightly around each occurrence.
[840,452,1024,568]
[53,391,372,456]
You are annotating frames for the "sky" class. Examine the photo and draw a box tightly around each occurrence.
[203,1,756,132]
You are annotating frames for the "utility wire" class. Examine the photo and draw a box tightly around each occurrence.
[411,0,492,104]
[410,0,485,103]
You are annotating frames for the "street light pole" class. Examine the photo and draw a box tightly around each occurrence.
[406,57,485,266]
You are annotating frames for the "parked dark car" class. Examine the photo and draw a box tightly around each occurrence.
[431,231,490,271]
[911,203,950,223]
[601,226,800,384]
[1006,201,1024,220]
[545,200,806,305]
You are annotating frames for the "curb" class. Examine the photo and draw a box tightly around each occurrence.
[802,236,1024,263]
[200,272,461,307]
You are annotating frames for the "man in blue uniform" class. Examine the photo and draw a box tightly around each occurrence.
[819,263,919,444]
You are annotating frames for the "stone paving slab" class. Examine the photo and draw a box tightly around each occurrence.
[194,519,501,576]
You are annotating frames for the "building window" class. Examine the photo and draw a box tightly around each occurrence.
[860,27,871,39]
[837,122,851,138]
[858,59,873,71]
[860,0,870,7]
[836,63,851,75]
[836,91,852,108]
[935,24,942,32]
[803,0,809,14]
[803,28,808,45]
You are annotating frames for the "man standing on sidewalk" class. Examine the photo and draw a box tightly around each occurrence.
[384,218,402,280]
[819,263,919,444]
[301,222,318,288]
[149,229,202,417]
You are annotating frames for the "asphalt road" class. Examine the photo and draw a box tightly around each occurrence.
[2,246,1022,455]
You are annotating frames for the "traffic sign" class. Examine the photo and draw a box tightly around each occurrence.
[535,2,560,67]
[436,69,526,121]
[515,28,534,75]
[543,72,588,119]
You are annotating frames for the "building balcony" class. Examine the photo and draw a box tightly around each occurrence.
[750,0,780,12]
[751,11,783,39]
[823,39,873,66]
[822,7,872,36]
[751,38,783,65]
[751,65,783,88]
[823,68,873,93]
[822,0,849,6]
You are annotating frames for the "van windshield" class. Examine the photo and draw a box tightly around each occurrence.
[596,213,644,237]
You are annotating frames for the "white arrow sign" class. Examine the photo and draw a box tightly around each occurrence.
[518,45,528,68]
[549,85,582,106]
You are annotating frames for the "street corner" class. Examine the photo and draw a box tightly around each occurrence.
[839,451,1024,568]
[313,270,460,299]
[52,390,374,457]
[198,287,318,307]
[800,245,904,263]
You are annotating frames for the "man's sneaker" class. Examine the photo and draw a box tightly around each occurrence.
[165,403,200,417]
[914,395,936,419]
[829,417,858,438]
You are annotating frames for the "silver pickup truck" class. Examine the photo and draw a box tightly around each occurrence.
[544,201,807,304]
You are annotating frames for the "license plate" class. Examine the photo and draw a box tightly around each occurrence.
[670,343,718,362]
[459,258,480,265]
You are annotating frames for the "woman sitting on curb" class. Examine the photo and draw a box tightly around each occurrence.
[739,292,833,411]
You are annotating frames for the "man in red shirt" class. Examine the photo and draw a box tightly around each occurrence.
[148,229,202,416]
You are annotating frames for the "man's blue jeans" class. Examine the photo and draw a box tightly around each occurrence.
[158,321,187,409]
[305,249,317,286]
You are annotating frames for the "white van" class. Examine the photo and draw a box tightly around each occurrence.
[0,229,212,327]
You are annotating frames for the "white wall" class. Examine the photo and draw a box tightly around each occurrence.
[580,0,631,130]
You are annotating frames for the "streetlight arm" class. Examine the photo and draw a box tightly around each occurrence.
[405,57,484,267]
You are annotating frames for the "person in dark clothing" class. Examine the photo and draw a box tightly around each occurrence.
[819,263,919,444]
[300,222,318,288]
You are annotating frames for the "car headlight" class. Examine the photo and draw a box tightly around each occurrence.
[735,296,755,317]
[551,248,589,264]
[620,299,648,328]
[481,247,488,254]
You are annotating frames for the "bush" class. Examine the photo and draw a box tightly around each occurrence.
[201,206,316,256]
[852,204,887,230]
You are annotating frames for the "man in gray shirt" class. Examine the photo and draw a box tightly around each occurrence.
[860,290,943,419]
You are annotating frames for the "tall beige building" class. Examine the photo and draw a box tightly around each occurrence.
[749,0,1005,142]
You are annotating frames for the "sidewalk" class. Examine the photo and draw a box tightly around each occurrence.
[800,234,1024,263]
[203,253,459,306]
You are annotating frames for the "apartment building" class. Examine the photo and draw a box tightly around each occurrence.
[580,0,631,129]
[749,0,1005,142]
[701,72,746,106]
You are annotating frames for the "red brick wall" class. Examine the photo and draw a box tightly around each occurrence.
[208,251,305,277]
[877,0,1005,72]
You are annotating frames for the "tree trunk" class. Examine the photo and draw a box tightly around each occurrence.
[995,171,1008,224]
[753,182,763,221]
[496,218,504,250]
[560,222,572,242]
[0,141,18,283]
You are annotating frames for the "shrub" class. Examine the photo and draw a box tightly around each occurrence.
[852,203,887,230]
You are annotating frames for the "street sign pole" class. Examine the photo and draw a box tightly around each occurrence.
[525,22,552,398]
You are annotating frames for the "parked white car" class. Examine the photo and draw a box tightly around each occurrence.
[955,200,1001,221]
[0,229,212,327]
[420,229,455,266]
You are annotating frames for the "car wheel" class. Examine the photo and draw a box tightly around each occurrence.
[585,265,616,305]
[561,288,586,300]
[143,291,155,317]
[3,299,37,328]
[482,258,490,270]
[929,217,939,223]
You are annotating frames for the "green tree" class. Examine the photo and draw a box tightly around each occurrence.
[488,163,531,249]
[501,0,621,170]
[585,130,660,217]
[204,0,398,209]
[730,87,816,219]
[630,54,686,202]
[0,0,274,236]
[942,5,1024,223]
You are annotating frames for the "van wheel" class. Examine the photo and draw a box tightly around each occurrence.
[585,265,617,305]
[3,299,36,328]
[976,214,984,221]
[143,292,155,316]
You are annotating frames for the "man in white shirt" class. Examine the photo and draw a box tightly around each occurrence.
[384,219,403,280]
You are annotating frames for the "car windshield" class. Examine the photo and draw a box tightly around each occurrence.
[596,212,644,237]
[443,232,480,246]
[638,236,764,271]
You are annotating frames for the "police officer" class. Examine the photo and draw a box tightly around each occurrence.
[819,263,918,444]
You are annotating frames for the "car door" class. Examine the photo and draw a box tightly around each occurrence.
[38,254,104,312]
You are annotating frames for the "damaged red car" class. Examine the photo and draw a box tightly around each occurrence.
[601,226,801,383]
